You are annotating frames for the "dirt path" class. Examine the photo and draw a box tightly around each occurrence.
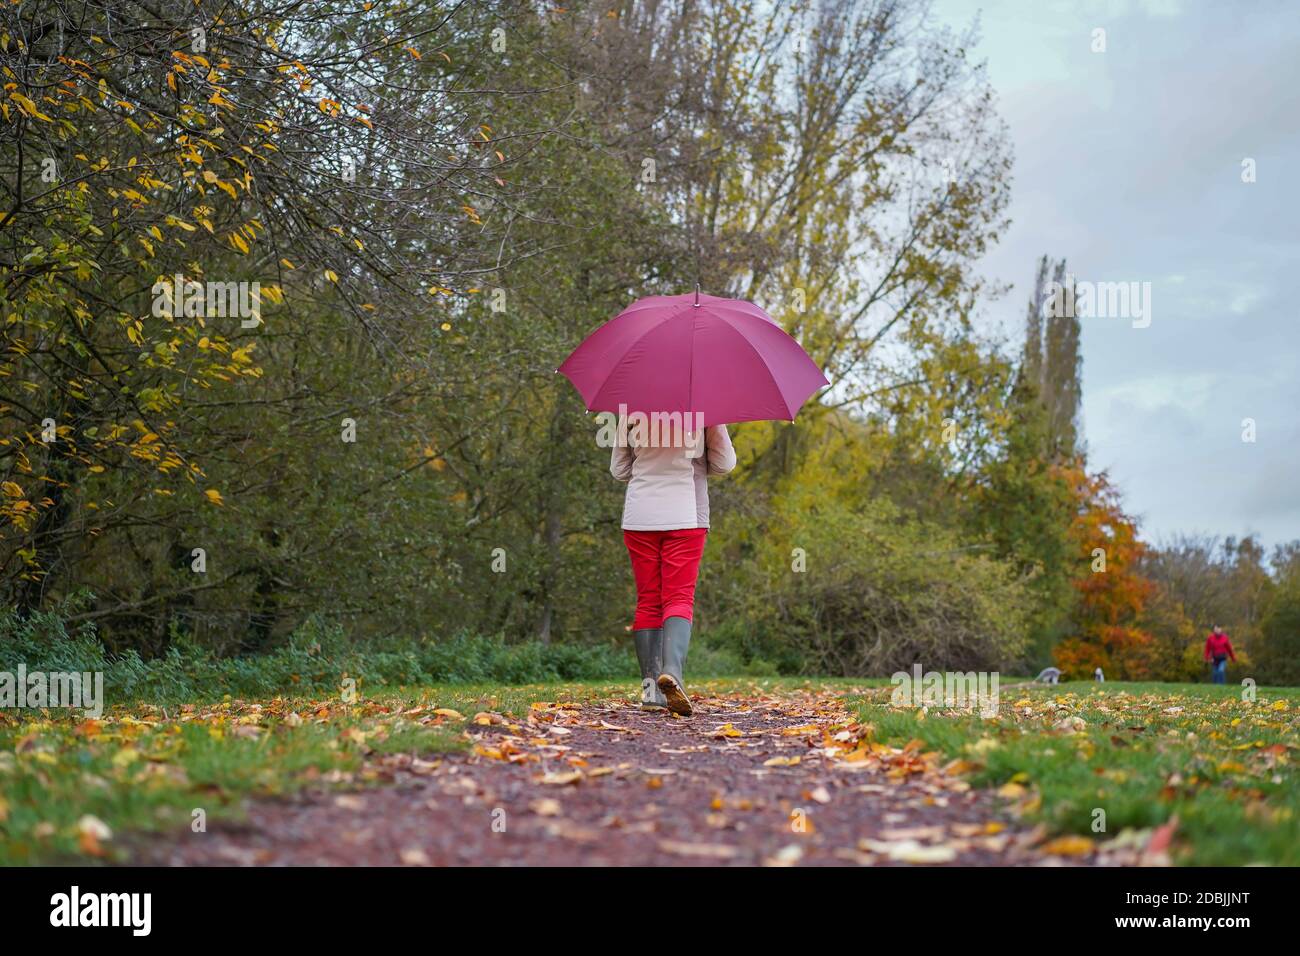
[135,688,1104,866]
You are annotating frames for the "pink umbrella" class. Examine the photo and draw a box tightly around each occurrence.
[557,290,828,426]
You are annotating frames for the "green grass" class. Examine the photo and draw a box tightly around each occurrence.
[853,680,1300,866]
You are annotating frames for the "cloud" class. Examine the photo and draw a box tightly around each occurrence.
[932,0,1300,545]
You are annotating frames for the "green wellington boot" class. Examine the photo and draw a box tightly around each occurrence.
[656,616,693,716]
[633,628,667,710]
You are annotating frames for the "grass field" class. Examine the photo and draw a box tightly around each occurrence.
[1,676,1294,865]
[855,680,1300,866]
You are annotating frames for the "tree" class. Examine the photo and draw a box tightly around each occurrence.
[1,1,519,618]
[1053,467,1156,679]
[1020,255,1082,461]
[966,372,1079,664]
[1255,547,1300,685]
[1142,533,1275,678]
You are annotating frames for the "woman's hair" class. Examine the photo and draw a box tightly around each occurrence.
[620,412,696,451]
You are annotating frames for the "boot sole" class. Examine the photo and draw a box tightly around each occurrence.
[656,674,693,716]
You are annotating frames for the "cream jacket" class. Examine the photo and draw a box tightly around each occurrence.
[610,425,737,530]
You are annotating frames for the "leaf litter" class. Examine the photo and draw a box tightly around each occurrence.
[129,688,1137,866]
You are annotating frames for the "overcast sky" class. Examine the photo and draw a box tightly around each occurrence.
[927,0,1300,551]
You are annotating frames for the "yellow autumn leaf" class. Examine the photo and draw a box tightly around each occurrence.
[1040,835,1094,856]
[204,488,224,506]
[9,91,53,122]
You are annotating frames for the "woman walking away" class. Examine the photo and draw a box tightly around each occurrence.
[1204,625,1237,685]
[611,421,736,716]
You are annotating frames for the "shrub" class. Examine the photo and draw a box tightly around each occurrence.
[0,601,636,704]
[705,494,1031,676]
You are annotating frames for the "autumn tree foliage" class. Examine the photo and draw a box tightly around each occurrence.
[1,1,539,631]
[1052,466,1158,679]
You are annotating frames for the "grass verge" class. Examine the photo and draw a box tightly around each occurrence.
[0,680,633,865]
[853,680,1300,865]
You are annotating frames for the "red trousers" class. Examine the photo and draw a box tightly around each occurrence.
[623,528,708,630]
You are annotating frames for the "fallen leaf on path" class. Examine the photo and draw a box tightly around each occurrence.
[545,820,602,842]
[858,838,956,863]
[658,840,739,859]
[399,847,431,865]
[539,771,583,786]
[764,845,804,866]
[880,825,946,842]
[951,822,1004,837]
[780,724,820,736]
[893,844,958,864]
[1041,835,1095,856]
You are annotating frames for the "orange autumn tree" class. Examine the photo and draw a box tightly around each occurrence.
[1054,464,1157,679]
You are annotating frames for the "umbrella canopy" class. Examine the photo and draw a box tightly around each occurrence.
[557,291,828,426]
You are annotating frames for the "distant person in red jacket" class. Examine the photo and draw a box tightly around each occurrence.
[1204,626,1237,684]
